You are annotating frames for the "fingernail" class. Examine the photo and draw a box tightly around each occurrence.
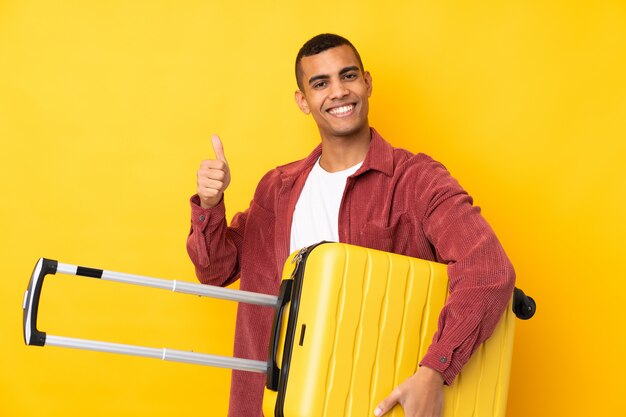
[374,407,382,416]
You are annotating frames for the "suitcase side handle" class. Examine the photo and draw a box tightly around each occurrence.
[266,278,293,391]
[23,258,58,346]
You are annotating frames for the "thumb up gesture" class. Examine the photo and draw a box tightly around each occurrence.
[197,134,231,209]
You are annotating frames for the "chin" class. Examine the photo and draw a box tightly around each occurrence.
[331,122,368,138]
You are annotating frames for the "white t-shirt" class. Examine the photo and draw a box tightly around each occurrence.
[289,158,363,253]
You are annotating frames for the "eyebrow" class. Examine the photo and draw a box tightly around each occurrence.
[307,66,361,86]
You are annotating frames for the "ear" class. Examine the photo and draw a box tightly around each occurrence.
[294,90,311,115]
[364,71,373,97]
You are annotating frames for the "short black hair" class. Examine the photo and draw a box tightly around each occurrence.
[295,33,364,90]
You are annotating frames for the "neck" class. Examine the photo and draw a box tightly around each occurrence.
[319,127,371,172]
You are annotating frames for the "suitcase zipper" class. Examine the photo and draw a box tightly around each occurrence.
[289,245,310,278]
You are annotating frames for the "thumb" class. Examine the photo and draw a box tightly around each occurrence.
[374,390,400,416]
[211,134,228,163]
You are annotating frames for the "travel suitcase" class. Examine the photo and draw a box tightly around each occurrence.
[263,242,531,417]
[23,242,535,416]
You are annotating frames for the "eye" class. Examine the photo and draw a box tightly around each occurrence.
[343,72,358,80]
[313,81,327,89]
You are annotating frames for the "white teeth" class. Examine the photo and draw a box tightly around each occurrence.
[328,104,354,115]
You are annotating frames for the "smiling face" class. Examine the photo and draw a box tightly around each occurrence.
[295,45,373,142]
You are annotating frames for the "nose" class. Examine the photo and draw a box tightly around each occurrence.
[328,80,349,100]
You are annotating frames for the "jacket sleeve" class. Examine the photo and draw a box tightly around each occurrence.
[186,194,248,287]
[417,160,516,385]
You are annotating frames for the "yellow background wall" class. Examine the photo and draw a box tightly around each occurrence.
[1,1,624,416]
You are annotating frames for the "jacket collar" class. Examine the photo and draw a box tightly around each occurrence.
[277,127,394,180]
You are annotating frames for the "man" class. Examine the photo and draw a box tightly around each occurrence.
[187,33,515,417]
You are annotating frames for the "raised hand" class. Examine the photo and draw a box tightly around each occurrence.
[197,134,231,209]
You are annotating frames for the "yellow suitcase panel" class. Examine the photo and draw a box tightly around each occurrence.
[263,242,514,417]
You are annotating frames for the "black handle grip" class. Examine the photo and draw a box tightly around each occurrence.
[23,258,58,346]
[266,279,293,391]
[513,287,536,320]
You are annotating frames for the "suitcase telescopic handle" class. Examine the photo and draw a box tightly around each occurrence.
[23,258,57,346]
[23,257,278,347]
[266,278,293,391]
[22,257,272,372]
[22,257,131,347]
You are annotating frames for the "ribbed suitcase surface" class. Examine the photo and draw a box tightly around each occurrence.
[263,243,514,417]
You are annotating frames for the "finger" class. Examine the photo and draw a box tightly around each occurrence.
[198,167,227,182]
[211,134,227,163]
[198,178,226,192]
[200,159,228,172]
[374,390,401,416]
